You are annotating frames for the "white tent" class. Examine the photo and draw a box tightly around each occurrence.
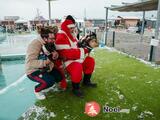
[15,19,28,24]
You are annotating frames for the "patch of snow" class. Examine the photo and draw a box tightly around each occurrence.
[119,94,124,100]
[145,81,152,84]
[132,106,138,111]
[115,90,120,95]
[130,76,137,80]
[138,112,144,119]
[64,115,70,119]
[21,105,56,120]
[144,111,153,116]
[114,90,125,100]
[138,111,153,119]
[50,112,56,118]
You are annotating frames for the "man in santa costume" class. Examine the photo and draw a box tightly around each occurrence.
[55,15,97,97]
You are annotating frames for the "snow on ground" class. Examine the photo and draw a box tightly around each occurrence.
[138,110,154,119]
[64,115,70,119]
[130,76,137,80]
[21,105,56,120]
[132,103,139,112]
[145,81,152,84]
[114,90,125,101]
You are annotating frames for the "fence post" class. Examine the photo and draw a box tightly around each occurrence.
[112,31,115,47]
[149,36,159,61]
[149,45,154,61]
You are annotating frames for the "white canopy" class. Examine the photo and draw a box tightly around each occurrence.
[15,19,28,24]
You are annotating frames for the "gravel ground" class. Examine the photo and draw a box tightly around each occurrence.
[97,30,160,62]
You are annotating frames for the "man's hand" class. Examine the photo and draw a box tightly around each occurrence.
[42,42,58,62]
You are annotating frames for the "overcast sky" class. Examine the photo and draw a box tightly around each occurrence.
[0,0,157,20]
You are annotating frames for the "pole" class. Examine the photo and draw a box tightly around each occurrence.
[149,0,160,61]
[104,7,109,46]
[48,0,51,25]
[149,45,154,61]
[155,0,160,39]
[140,11,145,42]
[149,36,155,61]
[83,8,86,36]
[112,31,115,47]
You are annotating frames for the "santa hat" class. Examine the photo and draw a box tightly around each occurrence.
[64,20,75,28]
[61,19,75,41]
[66,15,76,24]
[62,19,75,28]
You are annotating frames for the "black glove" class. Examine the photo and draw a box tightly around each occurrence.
[42,42,56,62]
[77,40,87,48]
[78,32,97,53]
[44,42,56,53]
[78,39,93,53]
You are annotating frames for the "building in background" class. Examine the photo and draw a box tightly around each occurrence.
[146,18,156,28]
[4,16,20,21]
[15,19,29,32]
[114,16,140,28]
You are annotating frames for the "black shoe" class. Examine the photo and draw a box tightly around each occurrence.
[83,74,97,88]
[72,89,84,98]
[83,81,97,88]
[72,82,84,98]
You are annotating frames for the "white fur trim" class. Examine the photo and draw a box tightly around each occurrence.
[64,59,84,67]
[80,48,85,59]
[58,30,65,34]
[56,45,70,50]
[67,24,75,28]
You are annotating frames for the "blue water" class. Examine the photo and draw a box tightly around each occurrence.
[0,60,25,88]
[0,60,36,120]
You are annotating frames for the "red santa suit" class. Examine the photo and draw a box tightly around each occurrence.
[55,19,95,84]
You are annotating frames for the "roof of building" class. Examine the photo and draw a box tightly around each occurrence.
[110,0,158,12]
[122,16,140,19]
[34,16,46,21]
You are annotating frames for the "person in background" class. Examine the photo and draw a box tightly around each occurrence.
[25,26,62,100]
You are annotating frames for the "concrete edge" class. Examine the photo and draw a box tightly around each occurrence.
[0,54,26,61]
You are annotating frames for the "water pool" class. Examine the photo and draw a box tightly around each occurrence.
[0,60,36,120]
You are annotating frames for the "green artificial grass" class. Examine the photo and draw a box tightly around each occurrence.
[35,49,160,120]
